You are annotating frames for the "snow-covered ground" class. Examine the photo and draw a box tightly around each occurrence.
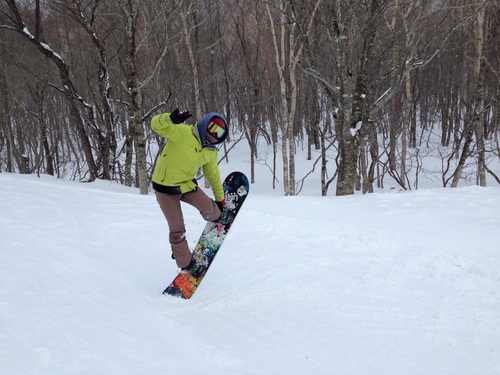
[1,150,500,374]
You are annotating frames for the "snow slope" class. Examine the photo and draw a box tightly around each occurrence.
[1,172,499,375]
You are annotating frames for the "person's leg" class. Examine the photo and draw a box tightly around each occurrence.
[182,188,221,222]
[155,191,192,268]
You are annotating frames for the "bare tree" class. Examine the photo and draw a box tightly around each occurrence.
[266,0,321,195]
[300,0,392,195]
[57,0,118,181]
[0,0,99,180]
[1,0,498,194]
[451,0,490,187]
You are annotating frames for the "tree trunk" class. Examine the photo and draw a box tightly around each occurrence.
[0,37,13,172]
[122,0,148,194]
[451,1,487,188]
[473,4,487,186]
[178,0,202,117]
[266,0,292,195]
[400,72,413,189]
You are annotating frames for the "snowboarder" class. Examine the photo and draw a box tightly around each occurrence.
[151,108,228,274]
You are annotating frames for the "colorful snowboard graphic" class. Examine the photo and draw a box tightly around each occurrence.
[163,171,249,299]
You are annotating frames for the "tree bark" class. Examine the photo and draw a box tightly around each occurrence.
[451,1,487,187]
[121,0,148,194]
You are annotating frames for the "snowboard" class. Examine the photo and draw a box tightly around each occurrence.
[163,171,249,299]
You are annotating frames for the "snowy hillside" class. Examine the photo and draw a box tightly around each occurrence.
[1,172,499,375]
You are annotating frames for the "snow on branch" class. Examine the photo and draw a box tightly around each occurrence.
[350,121,363,137]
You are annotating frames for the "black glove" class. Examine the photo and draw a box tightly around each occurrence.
[170,108,192,124]
[215,199,225,212]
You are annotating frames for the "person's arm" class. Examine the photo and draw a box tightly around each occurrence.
[151,108,192,140]
[203,152,225,202]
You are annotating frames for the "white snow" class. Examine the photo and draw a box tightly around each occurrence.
[1,163,500,374]
[350,121,363,136]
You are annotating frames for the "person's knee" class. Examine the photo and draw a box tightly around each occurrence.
[202,200,220,222]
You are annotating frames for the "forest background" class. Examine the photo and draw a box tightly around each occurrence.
[0,0,499,196]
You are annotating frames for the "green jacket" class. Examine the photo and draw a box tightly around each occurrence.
[151,113,224,201]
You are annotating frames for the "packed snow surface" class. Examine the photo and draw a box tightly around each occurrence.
[1,173,499,375]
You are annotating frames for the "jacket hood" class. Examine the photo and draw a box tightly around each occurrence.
[195,112,228,148]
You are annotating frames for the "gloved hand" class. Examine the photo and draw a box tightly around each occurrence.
[170,108,192,124]
[216,199,235,225]
[215,199,225,212]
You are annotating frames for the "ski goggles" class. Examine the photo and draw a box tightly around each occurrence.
[207,121,226,139]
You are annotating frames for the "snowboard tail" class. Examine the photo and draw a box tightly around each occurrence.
[163,171,249,299]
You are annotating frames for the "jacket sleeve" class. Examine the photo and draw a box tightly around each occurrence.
[203,151,225,202]
[151,113,185,141]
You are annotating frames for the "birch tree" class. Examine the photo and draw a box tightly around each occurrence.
[301,0,390,195]
[265,0,294,195]
[266,0,320,195]
[451,0,489,187]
